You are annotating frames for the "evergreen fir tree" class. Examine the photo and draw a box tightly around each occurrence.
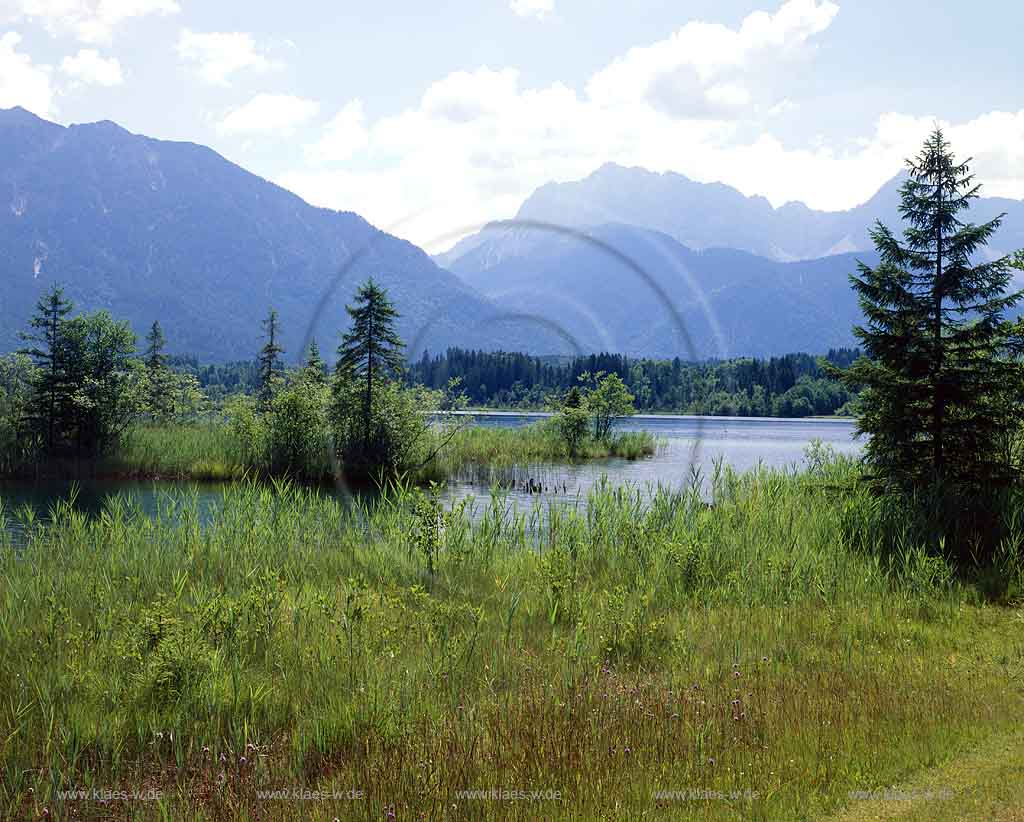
[144,320,173,419]
[832,128,1024,491]
[144,321,167,371]
[257,308,285,410]
[336,279,404,453]
[302,339,327,386]
[18,286,74,452]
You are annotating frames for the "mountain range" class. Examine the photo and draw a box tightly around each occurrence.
[0,106,539,363]
[438,162,1024,267]
[3,107,1021,362]
[446,222,871,360]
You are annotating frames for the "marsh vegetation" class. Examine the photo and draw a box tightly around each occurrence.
[2,456,1022,820]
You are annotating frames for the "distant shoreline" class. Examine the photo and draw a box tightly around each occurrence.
[457,408,858,423]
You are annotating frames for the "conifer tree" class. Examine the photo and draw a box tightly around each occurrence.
[832,129,1024,491]
[18,286,74,452]
[302,339,327,386]
[257,308,284,411]
[336,279,404,453]
[144,320,173,419]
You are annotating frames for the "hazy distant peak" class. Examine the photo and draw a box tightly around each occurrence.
[459,163,1019,269]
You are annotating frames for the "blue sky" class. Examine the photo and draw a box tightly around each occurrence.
[2,0,1022,250]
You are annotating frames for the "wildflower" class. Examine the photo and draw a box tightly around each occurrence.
[733,671,741,678]
[708,757,716,766]
[240,756,247,765]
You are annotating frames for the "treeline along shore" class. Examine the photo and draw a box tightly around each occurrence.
[0,280,655,484]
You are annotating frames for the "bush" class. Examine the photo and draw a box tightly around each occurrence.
[551,373,637,455]
[266,379,331,479]
[0,354,37,474]
[330,376,441,480]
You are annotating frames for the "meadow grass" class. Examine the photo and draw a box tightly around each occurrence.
[0,458,1022,820]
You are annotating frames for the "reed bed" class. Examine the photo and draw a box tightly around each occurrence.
[110,423,249,481]
[424,420,655,478]
[111,420,658,485]
[0,458,1021,820]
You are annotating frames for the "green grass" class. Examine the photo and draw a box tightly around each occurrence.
[1,456,1022,819]
[110,420,658,486]
[426,419,657,474]
[110,423,250,481]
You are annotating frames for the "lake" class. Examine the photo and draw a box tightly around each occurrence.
[0,413,861,540]
[442,412,860,509]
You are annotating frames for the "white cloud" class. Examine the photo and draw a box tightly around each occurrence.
[587,0,838,115]
[509,0,552,20]
[176,28,278,86]
[60,47,122,85]
[276,0,1024,251]
[0,30,54,115]
[305,99,368,163]
[2,0,180,44]
[217,93,320,136]
[848,111,1024,202]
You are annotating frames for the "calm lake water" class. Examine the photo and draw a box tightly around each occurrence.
[0,413,861,540]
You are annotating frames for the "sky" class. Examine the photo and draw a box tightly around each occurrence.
[1,0,1023,251]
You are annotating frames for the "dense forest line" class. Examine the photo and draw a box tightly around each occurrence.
[406,348,862,417]
[169,348,861,419]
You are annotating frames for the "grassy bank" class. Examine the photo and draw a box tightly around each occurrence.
[423,419,657,479]
[1,457,1022,819]
[111,423,250,481]
[108,419,658,485]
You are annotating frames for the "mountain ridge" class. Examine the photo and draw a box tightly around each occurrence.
[441,162,1023,274]
[0,106,556,362]
[452,220,875,360]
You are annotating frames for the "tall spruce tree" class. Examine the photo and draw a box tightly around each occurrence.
[144,320,173,419]
[833,129,1024,491]
[336,279,404,453]
[302,339,327,386]
[257,308,285,411]
[18,286,74,452]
